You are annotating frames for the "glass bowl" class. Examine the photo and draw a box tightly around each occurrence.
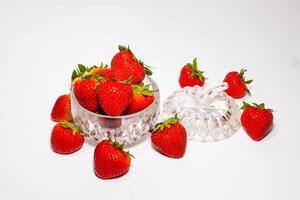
[163,83,241,142]
[70,76,160,146]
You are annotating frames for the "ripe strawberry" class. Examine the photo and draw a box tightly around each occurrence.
[179,58,206,88]
[94,140,132,179]
[51,94,72,122]
[97,81,133,116]
[111,45,152,84]
[241,102,273,141]
[51,120,84,154]
[125,84,155,114]
[73,78,99,112]
[71,64,107,112]
[151,114,187,158]
[223,68,253,98]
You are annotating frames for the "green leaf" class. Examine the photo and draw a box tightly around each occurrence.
[244,79,253,84]
[186,58,206,81]
[251,102,272,111]
[108,139,133,157]
[144,66,153,76]
[60,120,79,135]
[239,68,247,78]
[71,69,78,81]
[241,101,251,110]
[152,114,179,133]
[193,57,197,68]
[142,90,153,96]
[118,45,126,51]
[259,103,265,109]
[118,45,130,52]
[253,103,260,107]
[78,64,86,72]
[246,88,251,95]
[133,84,154,96]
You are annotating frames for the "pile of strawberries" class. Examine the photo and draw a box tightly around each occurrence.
[179,58,274,141]
[71,45,154,116]
[50,47,274,180]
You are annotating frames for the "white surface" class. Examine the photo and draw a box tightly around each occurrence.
[0,0,300,199]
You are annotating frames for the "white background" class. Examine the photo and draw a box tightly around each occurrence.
[0,0,300,199]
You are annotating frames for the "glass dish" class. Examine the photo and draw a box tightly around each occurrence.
[70,76,160,146]
[163,83,241,142]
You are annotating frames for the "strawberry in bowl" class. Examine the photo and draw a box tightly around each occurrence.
[70,45,160,145]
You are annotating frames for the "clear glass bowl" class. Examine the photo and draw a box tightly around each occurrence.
[70,76,160,146]
[163,83,241,142]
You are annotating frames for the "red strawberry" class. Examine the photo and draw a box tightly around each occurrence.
[71,64,107,112]
[51,121,84,154]
[151,114,187,158]
[51,94,72,122]
[111,45,152,84]
[94,140,132,179]
[97,81,133,116]
[73,78,99,112]
[179,58,206,88]
[223,68,253,98]
[125,84,155,114]
[241,102,273,141]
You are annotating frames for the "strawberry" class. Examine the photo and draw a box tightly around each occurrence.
[241,102,273,141]
[94,140,132,179]
[97,81,133,116]
[223,68,253,98]
[72,64,104,112]
[125,84,155,114]
[179,58,206,88]
[73,78,99,112]
[51,94,72,122]
[111,45,152,84]
[151,114,187,158]
[51,120,84,154]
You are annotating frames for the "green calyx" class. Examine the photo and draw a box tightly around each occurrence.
[118,44,153,76]
[60,120,84,136]
[118,45,131,52]
[186,58,206,81]
[238,68,253,95]
[133,83,155,96]
[108,139,135,158]
[71,63,106,83]
[91,62,108,70]
[152,114,179,132]
[241,101,273,111]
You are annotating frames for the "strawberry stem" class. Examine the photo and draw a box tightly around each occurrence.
[152,113,179,132]
[241,101,273,111]
[186,58,206,81]
[59,120,84,136]
[118,45,131,52]
[238,68,253,95]
[132,83,155,96]
[108,139,134,158]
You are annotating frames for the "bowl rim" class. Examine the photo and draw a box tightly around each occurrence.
[70,76,160,119]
